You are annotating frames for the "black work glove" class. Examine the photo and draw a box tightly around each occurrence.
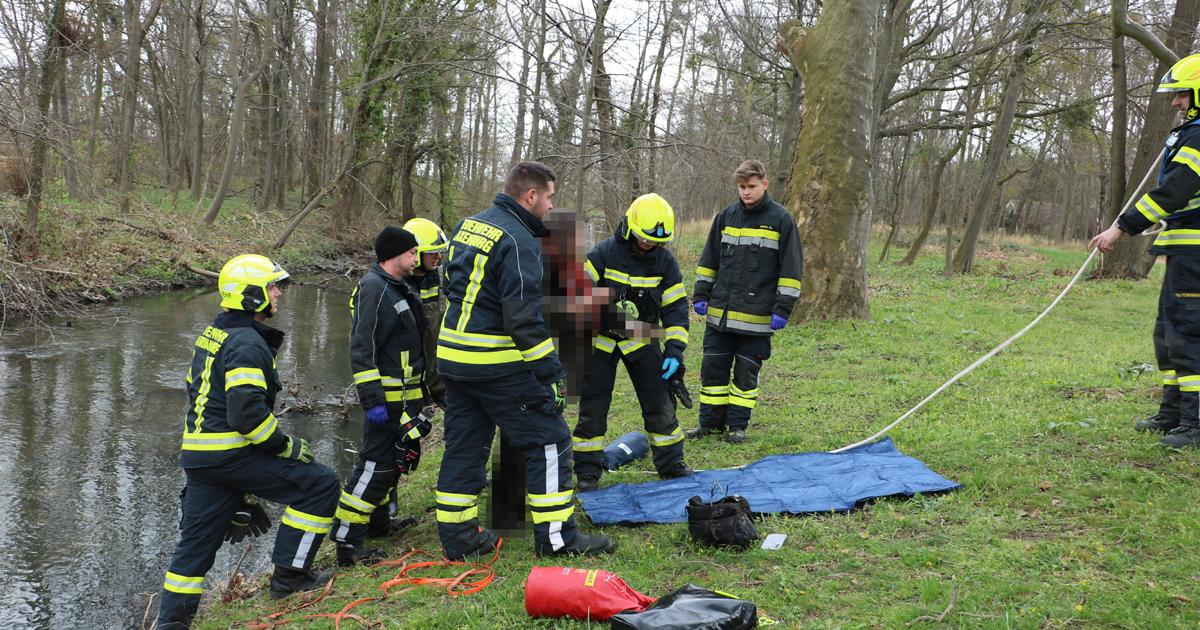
[398,406,435,443]
[224,494,272,543]
[396,439,422,475]
[668,363,693,409]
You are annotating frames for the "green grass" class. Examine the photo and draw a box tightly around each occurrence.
[197,231,1200,628]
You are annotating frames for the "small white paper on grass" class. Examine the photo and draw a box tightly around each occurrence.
[761,533,786,550]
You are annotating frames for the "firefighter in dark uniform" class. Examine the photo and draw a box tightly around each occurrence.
[157,254,340,629]
[435,161,614,559]
[1091,53,1200,449]
[573,193,694,492]
[332,227,433,565]
[686,160,803,444]
[403,217,449,409]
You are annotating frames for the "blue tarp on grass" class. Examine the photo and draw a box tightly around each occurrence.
[577,438,961,525]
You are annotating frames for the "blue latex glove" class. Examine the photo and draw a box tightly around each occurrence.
[693,301,708,316]
[770,314,788,330]
[365,404,389,425]
[661,357,680,380]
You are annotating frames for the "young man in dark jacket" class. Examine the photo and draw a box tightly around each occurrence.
[686,160,803,444]
[332,227,433,565]
[573,193,694,491]
[157,255,340,629]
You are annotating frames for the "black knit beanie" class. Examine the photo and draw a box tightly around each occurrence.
[375,226,418,262]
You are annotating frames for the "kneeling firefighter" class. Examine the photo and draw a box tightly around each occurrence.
[573,193,694,491]
[157,255,340,629]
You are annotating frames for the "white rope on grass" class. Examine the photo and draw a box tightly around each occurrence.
[830,152,1165,454]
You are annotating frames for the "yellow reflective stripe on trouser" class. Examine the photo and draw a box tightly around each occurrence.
[1154,229,1200,246]
[729,384,758,408]
[700,384,729,406]
[281,507,333,534]
[353,369,381,385]
[225,367,267,390]
[1178,375,1200,392]
[335,490,374,524]
[163,571,204,595]
[649,428,684,447]
[572,436,605,452]
[661,283,686,306]
[181,431,250,451]
[528,491,575,523]
[437,345,523,365]
[436,491,479,523]
[665,326,688,345]
[1173,145,1200,177]
[243,413,278,444]
[594,335,617,353]
[521,338,555,362]
[1162,369,1179,386]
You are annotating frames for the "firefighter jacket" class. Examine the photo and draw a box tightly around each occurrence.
[437,193,563,385]
[350,264,427,410]
[693,191,804,335]
[1117,119,1200,256]
[179,311,292,468]
[407,268,445,406]
[584,220,690,360]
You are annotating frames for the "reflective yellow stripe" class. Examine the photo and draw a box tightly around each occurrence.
[530,504,574,523]
[1163,369,1179,386]
[527,490,574,506]
[617,338,647,354]
[649,428,684,447]
[457,253,489,332]
[521,338,555,362]
[603,268,661,288]
[696,265,716,280]
[593,335,617,353]
[225,367,267,390]
[335,506,371,524]
[722,226,779,240]
[191,355,216,432]
[699,384,729,406]
[385,390,417,402]
[163,571,204,595]
[1154,228,1200,246]
[353,369,381,385]
[707,307,772,333]
[436,491,477,505]
[439,328,517,348]
[181,431,250,451]
[420,286,439,300]
[281,507,333,534]
[339,490,373,513]
[1179,375,1200,392]
[437,345,523,365]
[1137,194,1169,223]
[382,375,424,387]
[778,277,801,289]
[664,326,688,345]
[661,282,686,306]
[185,366,192,385]
[584,260,600,283]
[243,414,278,444]
[1173,145,1200,177]
[572,436,605,452]
[436,506,479,523]
[730,384,759,408]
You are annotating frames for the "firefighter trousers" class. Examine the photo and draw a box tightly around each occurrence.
[435,371,578,557]
[157,452,339,628]
[332,399,424,548]
[1156,255,1200,429]
[573,343,684,478]
[697,327,772,431]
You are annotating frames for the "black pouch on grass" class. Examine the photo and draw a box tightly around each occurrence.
[686,494,759,549]
[609,584,757,629]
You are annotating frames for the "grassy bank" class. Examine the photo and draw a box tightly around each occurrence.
[0,189,372,325]
[192,229,1199,628]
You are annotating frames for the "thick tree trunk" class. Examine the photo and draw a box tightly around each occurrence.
[779,0,881,321]
[951,0,1049,273]
[189,0,207,200]
[23,0,70,258]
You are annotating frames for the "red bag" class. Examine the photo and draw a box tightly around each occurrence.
[524,566,657,621]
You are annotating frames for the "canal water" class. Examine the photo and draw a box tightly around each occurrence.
[0,282,364,628]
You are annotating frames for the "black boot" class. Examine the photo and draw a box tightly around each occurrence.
[685,425,722,439]
[366,514,419,539]
[659,461,694,479]
[1135,413,1179,434]
[439,521,501,561]
[336,543,388,567]
[536,532,615,557]
[268,566,332,600]
[576,473,601,493]
[726,428,747,444]
[1161,426,1200,449]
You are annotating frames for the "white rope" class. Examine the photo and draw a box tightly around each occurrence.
[830,153,1165,454]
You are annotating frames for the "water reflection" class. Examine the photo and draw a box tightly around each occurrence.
[0,283,360,627]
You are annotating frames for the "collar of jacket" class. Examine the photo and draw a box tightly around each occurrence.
[370,262,408,287]
[494,193,550,237]
[215,310,284,351]
[741,190,774,213]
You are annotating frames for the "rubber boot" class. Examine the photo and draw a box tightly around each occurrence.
[685,425,722,439]
[726,428,747,444]
[268,566,332,600]
[366,514,418,539]
[659,461,694,480]
[1161,426,1200,449]
[576,472,601,493]
[155,596,200,630]
[439,520,501,561]
[535,532,616,558]
[1136,385,1180,434]
[336,543,389,567]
